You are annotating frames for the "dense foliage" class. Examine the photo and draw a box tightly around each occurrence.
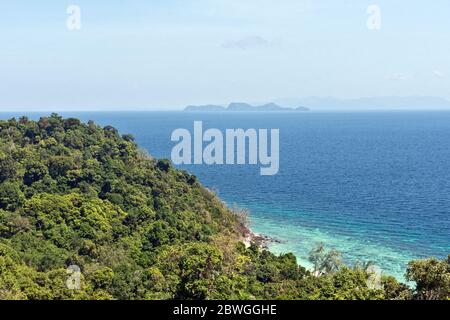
[0,114,448,300]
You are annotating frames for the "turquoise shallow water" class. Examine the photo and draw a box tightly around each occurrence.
[246,205,417,280]
[2,111,449,280]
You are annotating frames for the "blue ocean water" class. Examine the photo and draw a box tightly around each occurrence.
[2,111,449,280]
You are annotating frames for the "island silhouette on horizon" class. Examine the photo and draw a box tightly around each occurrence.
[184,102,310,112]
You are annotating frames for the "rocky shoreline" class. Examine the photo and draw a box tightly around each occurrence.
[242,227,282,249]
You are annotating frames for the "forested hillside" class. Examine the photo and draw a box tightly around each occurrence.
[0,114,448,300]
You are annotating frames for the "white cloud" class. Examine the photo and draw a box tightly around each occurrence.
[387,73,409,81]
[433,70,445,78]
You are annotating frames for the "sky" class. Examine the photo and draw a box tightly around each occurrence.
[0,0,449,111]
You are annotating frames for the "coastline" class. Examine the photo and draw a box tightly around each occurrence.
[241,223,316,273]
[241,225,281,249]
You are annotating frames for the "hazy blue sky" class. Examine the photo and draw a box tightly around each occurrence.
[1,0,449,110]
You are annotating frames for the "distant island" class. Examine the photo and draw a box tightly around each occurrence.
[184,96,450,112]
[184,102,310,112]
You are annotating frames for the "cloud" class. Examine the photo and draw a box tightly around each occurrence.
[387,73,409,81]
[433,70,445,78]
[221,36,280,50]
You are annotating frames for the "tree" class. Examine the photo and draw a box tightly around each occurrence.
[406,255,450,300]
[308,243,343,276]
[381,276,412,300]
[156,159,171,172]
[48,156,76,179]
[24,161,48,186]
[0,182,24,211]
[0,153,17,182]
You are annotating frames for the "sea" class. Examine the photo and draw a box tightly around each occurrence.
[2,111,449,280]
